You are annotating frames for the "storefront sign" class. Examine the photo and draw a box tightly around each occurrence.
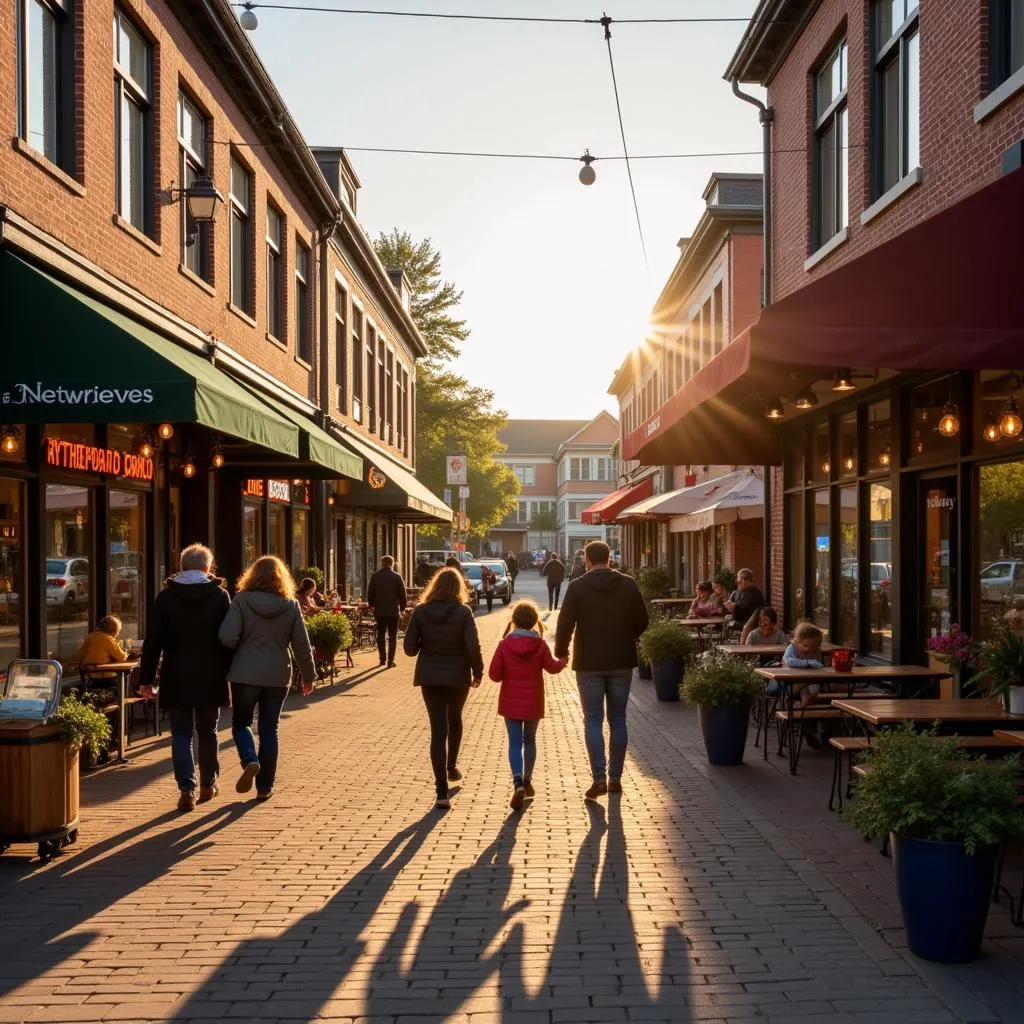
[368,467,387,490]
[645,415,662,437]
[246,479,304,503]
[45,437,153,481]
[926,495,955,510]
[268,480,291,503]
[0,522,18,541]
[4,382,155,408]
[244,479,265,498]
[446,454,467,485]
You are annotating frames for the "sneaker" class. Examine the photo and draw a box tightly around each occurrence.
[177,790,196,812]
[585,779,608,800]
[510,780,527,810]
[256,789,273,802]
[387,661,397,668]
[523,776,535,798]
[435,797,451,810]
[236,761,261,794]
[608,780,623,793]
[379,659,387,667]
[447,767,462,782]
[198,782,220,803]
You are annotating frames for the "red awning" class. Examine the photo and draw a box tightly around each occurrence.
[626,166,1024,466]
[580,476,654,525]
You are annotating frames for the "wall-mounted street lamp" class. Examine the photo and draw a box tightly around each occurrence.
[169,177,224,246]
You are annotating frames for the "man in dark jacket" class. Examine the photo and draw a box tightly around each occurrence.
[555,541,649,800]
[367,554,408,667]
[724,568,765,630]
[541,553,566,611]
[569,550,587,582]
[506,552,518,594]
[139,544,231,812]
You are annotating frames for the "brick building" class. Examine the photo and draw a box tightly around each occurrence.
[0,0,448,669]
[628,0,1024,672]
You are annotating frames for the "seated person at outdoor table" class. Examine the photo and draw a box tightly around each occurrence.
[77,613,128,679]
[744,606,786,647]
[783,621,826,706]
[297,578,324,616]
[692,581,722,617]
[724,568,765,628]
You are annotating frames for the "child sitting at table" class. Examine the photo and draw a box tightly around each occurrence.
[77,614,127,679]
[692,581,722,617]
[783,621,826,708]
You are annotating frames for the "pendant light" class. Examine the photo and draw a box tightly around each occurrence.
[938,403,960,437]
[983,411,1002,443]
[1000,395,1023,438]
[210,445,225,469]
[764,397,785,420]
[832,368,856,392]
[158,422,175,440]
[182,451,196,478]
[842,450,856,472]
[1,425,21,455]
[138,436,154,459]
[794,386,818,410]
[879,445,891,467]
[821,455,831,474]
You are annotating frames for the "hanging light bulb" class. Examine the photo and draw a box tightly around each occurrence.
[239,2,259,30]
[327,492,335,506]
[158,422,175,440]
[139,437,154,459]
[1,425,21,455]
[983,411,1002,443]
[842,450,856,472]
[1000,396,1023,438]
[914,433,925,455]
[937,402,960,437]
[794,386,818,410]
[832,369,856,392]
[764,397,785,420]
[578,150,596,186]
[821,455,831,474]
[182,453,196,479]
[211,446,225,469]
[879,445,891,467]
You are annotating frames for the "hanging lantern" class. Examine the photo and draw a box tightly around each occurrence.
[0,425,21,455]
[1000,397,1023,438]
[937,403,960,437]
[983,412,1002,443]
[182,453,196,478]
[158,422,175,440]
[879,445,891,467]
[842,450,856,472]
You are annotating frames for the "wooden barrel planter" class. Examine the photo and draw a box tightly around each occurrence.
[0,722,80,861]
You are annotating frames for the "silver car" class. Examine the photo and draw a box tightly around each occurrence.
[46,557,89,610]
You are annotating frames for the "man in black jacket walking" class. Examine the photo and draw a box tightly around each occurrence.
[541,553,566,610]
[367,554,408,667]
[555,541,649,800]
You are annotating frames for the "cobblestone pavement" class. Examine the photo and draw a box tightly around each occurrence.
[1,572,1022,1023]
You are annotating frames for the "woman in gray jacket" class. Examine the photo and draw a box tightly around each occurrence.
[219,555,316,800]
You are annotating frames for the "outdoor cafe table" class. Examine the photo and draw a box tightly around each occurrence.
[651,597,693,618]
[832,698,1020,732]
[674,616,728,651]
[993,730,1024,745]
[754,665,952,774]
[88,660,141,764]
[717,642,847,659]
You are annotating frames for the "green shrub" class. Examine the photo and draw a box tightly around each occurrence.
[842,724,1024,855]
[682,650,761,707]
[967,621,1024,700]
[635,564,673,602]
[295,566,325,592]
[50,692,112,759]
[712,566,737,593]
[305,611,353,656]
[638,622,694,663]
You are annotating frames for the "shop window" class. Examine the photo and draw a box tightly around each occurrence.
[868,400,892,471]
[113,7,151,233]
[868,482,893,658]
[787,492,805,624]
[17,0,74,170]
[268,503,286,558]
[812,421,831,485]
[0,479,25,666]
[838,486,858,647]
[813,490,830,631]
[45,423,94,445]
[45,483,90,665]
[266,205,284,341]
[977,460,1024,640]
[873,1,919,196]
[229,156,254,314]
[839,412,857,478]
[911,377,959,457]
[109,489,144,642]
[988,0,1024,90]
[352,518,366,599]
[178,91,211,281]
[813,39,848,248]
[292,508,309,570]
[244,499,263,566]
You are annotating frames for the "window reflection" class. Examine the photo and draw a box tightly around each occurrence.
[813,490,830,630]
[0,479,24,668]
[788,493,805,624]
[109,489,144,642]
[977,460,1024,640]
[868,483,893,658]
[839,486,857,647]
[244,500,263,567]
[868,400,892,470]
[45,484,91,665]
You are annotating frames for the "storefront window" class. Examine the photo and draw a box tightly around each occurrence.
[0,479,25,666]
[352,517,366,599]
[244,500,264,567]
[45,423,94,446]
[344,518,355,600]
[784,430,805,489]
[292,508,309,570]
[45,484,91,665]
[838,486,857,647]
[977,460,1024,639]
[812,422,831,485]
[868,483,893,659]
[813,490,830,631]
[787,492,805,624]
[168,484,181,579]
[268,504,286,558]
[839,412,857,479]
[367,519,378,577]
[868,400,892,471]
[912,377,959,458]
[109,489,145,642]
[713,525,725,574]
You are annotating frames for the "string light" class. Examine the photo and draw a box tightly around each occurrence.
[211,446,226,469]
[158,422,175,440]
[0,425,20,455]
[983,412,1002,443]
[139,437,154,459]
[937,403,960,437]
[182,452,197,478]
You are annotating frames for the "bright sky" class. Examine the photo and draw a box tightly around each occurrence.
[244,0,763,420]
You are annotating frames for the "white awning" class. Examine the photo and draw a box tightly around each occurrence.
[619,469,755,521]
[669,471,764,533]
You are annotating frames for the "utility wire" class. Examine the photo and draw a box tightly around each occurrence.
[600,15,648,275]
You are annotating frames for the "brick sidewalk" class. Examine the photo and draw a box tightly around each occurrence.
[0,588,1021,1023]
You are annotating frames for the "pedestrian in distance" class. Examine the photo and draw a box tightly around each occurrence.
[414,555,434,588]
[569,550,587,582]
[403,567,484,810]
[554,541,649,800]
[541,552,566,611]
[488,600,567,810]
[367,554,408,668]
[218,555,316,802]
[139,544,231,813]
[481,563,497,613]
[506,552,518,594]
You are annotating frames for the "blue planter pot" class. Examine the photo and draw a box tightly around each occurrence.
[651,659,683,701]
[891,834,997,963]
[697,701,751,765]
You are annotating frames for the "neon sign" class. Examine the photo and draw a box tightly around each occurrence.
[45,438,153,481]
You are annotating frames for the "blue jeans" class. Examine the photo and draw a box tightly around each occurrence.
[231,683,288,793]
[576,671,633,781]
[169,706,221,792]
[505,718,539,781]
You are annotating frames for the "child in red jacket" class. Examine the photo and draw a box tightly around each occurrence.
[488,600,567,809]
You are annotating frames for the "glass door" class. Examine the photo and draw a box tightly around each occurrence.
[921,476,958,639]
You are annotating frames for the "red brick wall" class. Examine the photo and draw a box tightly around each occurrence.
[728,232,764,336]
[768,1,1024,300]
[0,0,322,401]
[727,519,764,588]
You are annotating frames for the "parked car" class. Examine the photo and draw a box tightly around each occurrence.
[462,561,510,606]
[480,559,513,605]
[979,560,1024,604]
[46,557,89,611]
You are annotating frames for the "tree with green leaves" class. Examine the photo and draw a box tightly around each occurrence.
[373,231,519,539]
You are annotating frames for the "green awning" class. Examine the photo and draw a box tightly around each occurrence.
[246,389,362,480]
[0,253,299,457]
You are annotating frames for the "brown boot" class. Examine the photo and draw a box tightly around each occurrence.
[608,780,623,793]
[198,782,219,803]
[523,776,535,798]
[177,790,196,812]
[585,779,608,800]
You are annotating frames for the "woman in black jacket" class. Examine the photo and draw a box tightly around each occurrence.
[403,567,484,809]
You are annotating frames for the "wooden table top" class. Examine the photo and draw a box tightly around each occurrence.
[89,660,141,673]
[756,664,950,682]
[651,598,693,606]
[677,616,728,627]
[992,729,1024,745]
[831,698,1015,725]
[719,642,846,657]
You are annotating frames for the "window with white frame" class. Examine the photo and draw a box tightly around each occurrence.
[295,239,311,362]
[569,458,580,481]
[813,39,848,248]
[229,156,253,313]
[113,8,151,232]
[517,500,529,524]
[365,325,377,432]
[17,0,73,168]
[266,205,284,340]
[178,92,211,280]
[385,348,394,444]
[377,336,386,438]
[580,458,591,481]
[989,0,1024,89]
[351,307,363,422]
[874,2,919,195]
[514,465,536,487]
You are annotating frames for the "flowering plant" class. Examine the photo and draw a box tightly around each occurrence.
[925,624,974,670]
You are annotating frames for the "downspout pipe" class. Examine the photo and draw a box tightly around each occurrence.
[731,78,775,603]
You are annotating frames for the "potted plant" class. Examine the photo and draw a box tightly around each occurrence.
[635,565,673,681]
[968,621,1024,714]
[295,565,325,592]
[305,612,353,677]
[681,650,761,765]
[638,622,693,702]
[50,692,112,764]
[926,623,974,698]
[843,725,1024,963]
[712,566,737,595]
